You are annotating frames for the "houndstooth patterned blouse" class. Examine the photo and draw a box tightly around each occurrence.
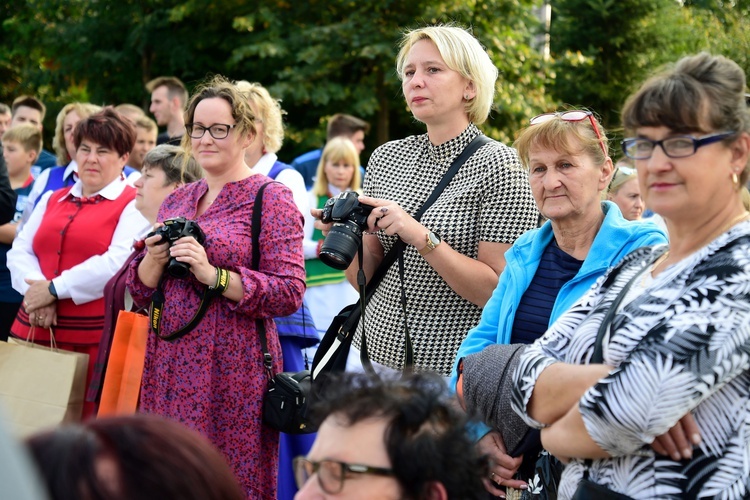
[355,124,538,375]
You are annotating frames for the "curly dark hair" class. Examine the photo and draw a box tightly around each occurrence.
[310,372,488,500]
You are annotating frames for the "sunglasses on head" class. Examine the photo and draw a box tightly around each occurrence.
[608,165,637,191]
[530,110,607,155]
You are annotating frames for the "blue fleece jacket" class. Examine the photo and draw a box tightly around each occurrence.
[451,202,667,439]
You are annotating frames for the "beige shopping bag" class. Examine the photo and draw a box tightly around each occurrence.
[0,334,89,437]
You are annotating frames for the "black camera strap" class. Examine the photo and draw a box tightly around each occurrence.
[150,273,222,341]
[359,133,491,373]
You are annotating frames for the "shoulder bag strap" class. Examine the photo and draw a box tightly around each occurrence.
[359,133,491,372]
[252,182,277,380]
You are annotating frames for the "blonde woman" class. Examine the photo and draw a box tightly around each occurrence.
[314,25,538,376]
[607,161,644,220]
[304,137,362,336]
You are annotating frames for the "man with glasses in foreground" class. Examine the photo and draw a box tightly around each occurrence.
[294,372,487,499]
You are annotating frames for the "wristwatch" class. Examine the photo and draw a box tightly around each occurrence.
[418,231,441,256]
[48,281,58,299]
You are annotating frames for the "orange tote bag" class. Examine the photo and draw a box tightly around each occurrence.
[98,311,149,416]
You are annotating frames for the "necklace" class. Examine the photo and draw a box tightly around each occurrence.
[651,210,750,277]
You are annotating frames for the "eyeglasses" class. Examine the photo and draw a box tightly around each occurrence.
[293,457,394,494]
[621,131,736,160]
[530,110,607,155]
[185,123,236,140]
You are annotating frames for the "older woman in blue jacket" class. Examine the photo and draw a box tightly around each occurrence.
[452,110,667,498]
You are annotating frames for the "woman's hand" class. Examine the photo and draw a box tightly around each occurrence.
[651,413,701,461]
[137,227,172,289]
[310,208,333,235]
[357,196,425,247]
[23,279,56,312]
[477,431,527,498]
[143,227,170,269]
[28,303,57,329]
[168,236,216,287]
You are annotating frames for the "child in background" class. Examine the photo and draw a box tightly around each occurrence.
[0,124,40,339]
[303,137,362,338]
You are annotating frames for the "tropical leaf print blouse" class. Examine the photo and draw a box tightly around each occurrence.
[512,224,750,499]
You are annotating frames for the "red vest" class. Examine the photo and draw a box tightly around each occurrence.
[12,186,136,344]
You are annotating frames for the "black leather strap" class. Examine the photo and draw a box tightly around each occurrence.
[252,182,277,380]
[359,133,491,372]
[150,274,222,341]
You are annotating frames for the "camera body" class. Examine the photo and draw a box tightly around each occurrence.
[149,217,206,279]
[319,191,374,270]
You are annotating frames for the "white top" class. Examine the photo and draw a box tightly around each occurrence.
[18,161,141,232]
[252,153,309,217]
[8,176,150,305]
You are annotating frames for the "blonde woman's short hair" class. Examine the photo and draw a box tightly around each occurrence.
[312,137,362,197]
[608,160,637,194]
[396,25,498,125]
[235,81,285,154]
[53,102,102,165]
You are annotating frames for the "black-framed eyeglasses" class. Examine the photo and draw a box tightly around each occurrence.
[621,131,736,160]
[185,123,236,140]
[530,110,607,155]
[293,457,394,494]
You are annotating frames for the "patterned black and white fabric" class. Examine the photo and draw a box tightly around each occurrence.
[357,124,538,375]
[512,223,750,499]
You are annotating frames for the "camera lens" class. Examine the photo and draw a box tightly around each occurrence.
[167,259,192,279]
[319,223,361,270]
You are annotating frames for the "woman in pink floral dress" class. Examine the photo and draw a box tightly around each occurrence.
[127,76,305,499]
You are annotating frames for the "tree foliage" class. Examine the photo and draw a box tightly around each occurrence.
[1,0,748,159]
[548,0,750,152]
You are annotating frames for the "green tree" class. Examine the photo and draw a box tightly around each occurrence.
[548,0,688,135]
[230,0,554,158]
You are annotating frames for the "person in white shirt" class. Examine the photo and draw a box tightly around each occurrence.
[7,107,150,419]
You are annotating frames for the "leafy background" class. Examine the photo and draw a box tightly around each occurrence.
[1,0,748,163]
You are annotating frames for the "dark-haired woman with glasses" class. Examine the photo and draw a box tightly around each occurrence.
[127,76,305,499]
[452,109,666,498]
[607,161,644,221]
[512,53,750,499]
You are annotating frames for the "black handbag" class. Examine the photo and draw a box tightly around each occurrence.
[310,134,491,386]
[251,182,315,434]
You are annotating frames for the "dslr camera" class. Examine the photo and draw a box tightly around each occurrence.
[319,191,374,270]
[149,217,206,279]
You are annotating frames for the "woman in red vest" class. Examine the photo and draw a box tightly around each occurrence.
[8,107,151,419]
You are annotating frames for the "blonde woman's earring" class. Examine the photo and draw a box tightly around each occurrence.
[733,172,740,187]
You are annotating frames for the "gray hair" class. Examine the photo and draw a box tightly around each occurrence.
[142,145,203,185]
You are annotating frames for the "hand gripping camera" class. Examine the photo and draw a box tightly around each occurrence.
[319,191,374,270]
[149,217,206,279]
